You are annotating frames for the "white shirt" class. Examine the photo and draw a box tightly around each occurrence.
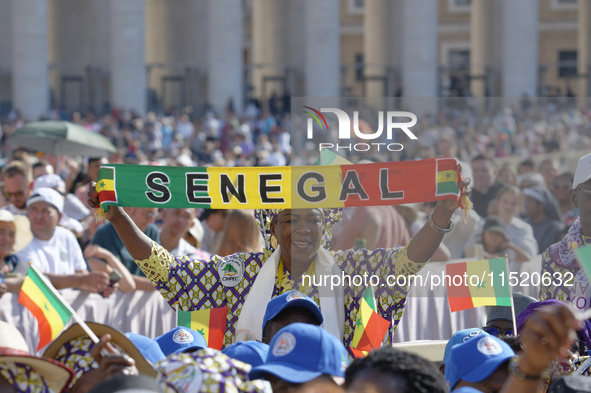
[3,204,27,216]
[15,226,86,275]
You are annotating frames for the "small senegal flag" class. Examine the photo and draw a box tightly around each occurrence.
[446,258,511,312]
[96,166,117,205]
[18,265,73,351]
[350,288,390,354]
[435,158,460,196]
[177,306,227,350]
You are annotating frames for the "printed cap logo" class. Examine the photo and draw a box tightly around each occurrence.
[162,361,203,391]
[476,337,502,355]
[272,332,296,357]
[463,330,482,342]
[286,290,307,302]
[173,329,194,344]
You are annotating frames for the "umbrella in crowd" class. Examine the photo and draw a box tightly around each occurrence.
[7,121,116,157]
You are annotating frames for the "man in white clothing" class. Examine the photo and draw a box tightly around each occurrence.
[14,188,112,295]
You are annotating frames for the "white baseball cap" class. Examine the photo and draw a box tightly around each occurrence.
[573,152,591,190]
[26,188,64,214]
[33,174,66,195]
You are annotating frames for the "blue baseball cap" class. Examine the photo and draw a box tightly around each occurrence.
[249,323,349,383]
[125,333,166,365]
[262,290,324,333]
[155,327,207,356]
[221,341,269,368]
[452,387,487,393]
[445,333,515,390]
[442,328,484,365]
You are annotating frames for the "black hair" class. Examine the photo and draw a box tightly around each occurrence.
[345,347,447,393]
[88,157,106,164]
[32,159,51,170]
[199,209,227,221]
[261,307,321,344]
[498,334,523,353]
[472,154,494,166]
[519,158,535,169]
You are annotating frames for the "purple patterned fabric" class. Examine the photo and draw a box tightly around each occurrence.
[0,362,51,393]
[153,246,413,356]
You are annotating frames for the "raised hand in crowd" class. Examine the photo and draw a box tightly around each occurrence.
[501,304,581,393]
[90,334,138,380]
[87,185,154,261]
[84,244,136,292]
[67,334,139,393]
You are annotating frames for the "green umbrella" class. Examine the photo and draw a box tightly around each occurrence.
[7,121,116,157]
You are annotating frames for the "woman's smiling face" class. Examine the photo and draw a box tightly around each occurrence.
[270,209,324,268]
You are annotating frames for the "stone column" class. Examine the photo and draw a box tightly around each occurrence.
[110,0,146,115]
[206,0,243,114]
[303,0,340,97]
[364,0,390,97]
[578,0,591,99]
[500,0,538,106]
[251,0,285,101]
[400,0,438,113]
[12,0,49,120]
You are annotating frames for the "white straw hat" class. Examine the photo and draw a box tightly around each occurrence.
[0,321,74,392]
[0,209,33,253]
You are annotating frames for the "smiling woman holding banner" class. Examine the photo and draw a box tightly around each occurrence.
[87,160,470,352]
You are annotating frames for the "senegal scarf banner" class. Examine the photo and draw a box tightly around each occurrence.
[97,157,466,211]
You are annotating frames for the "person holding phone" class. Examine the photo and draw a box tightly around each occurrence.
[84,244,135,293]
[13,188,116,296]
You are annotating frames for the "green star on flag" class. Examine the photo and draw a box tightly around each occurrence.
[177,306,228,350]
[445,258,511,312]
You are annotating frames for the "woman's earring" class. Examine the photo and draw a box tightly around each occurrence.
[270,234,278,250]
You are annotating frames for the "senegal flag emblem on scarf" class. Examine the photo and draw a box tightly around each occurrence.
[436,158,460,196]
[96,166,117,205]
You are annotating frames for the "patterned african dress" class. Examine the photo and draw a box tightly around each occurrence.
[539,218,591,308]
[136,242,426,352]
[0,363,51,393]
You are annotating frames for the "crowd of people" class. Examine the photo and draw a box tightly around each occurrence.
[1,102,591,392]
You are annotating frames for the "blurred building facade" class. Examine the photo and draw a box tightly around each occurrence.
[0,0,587,119]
